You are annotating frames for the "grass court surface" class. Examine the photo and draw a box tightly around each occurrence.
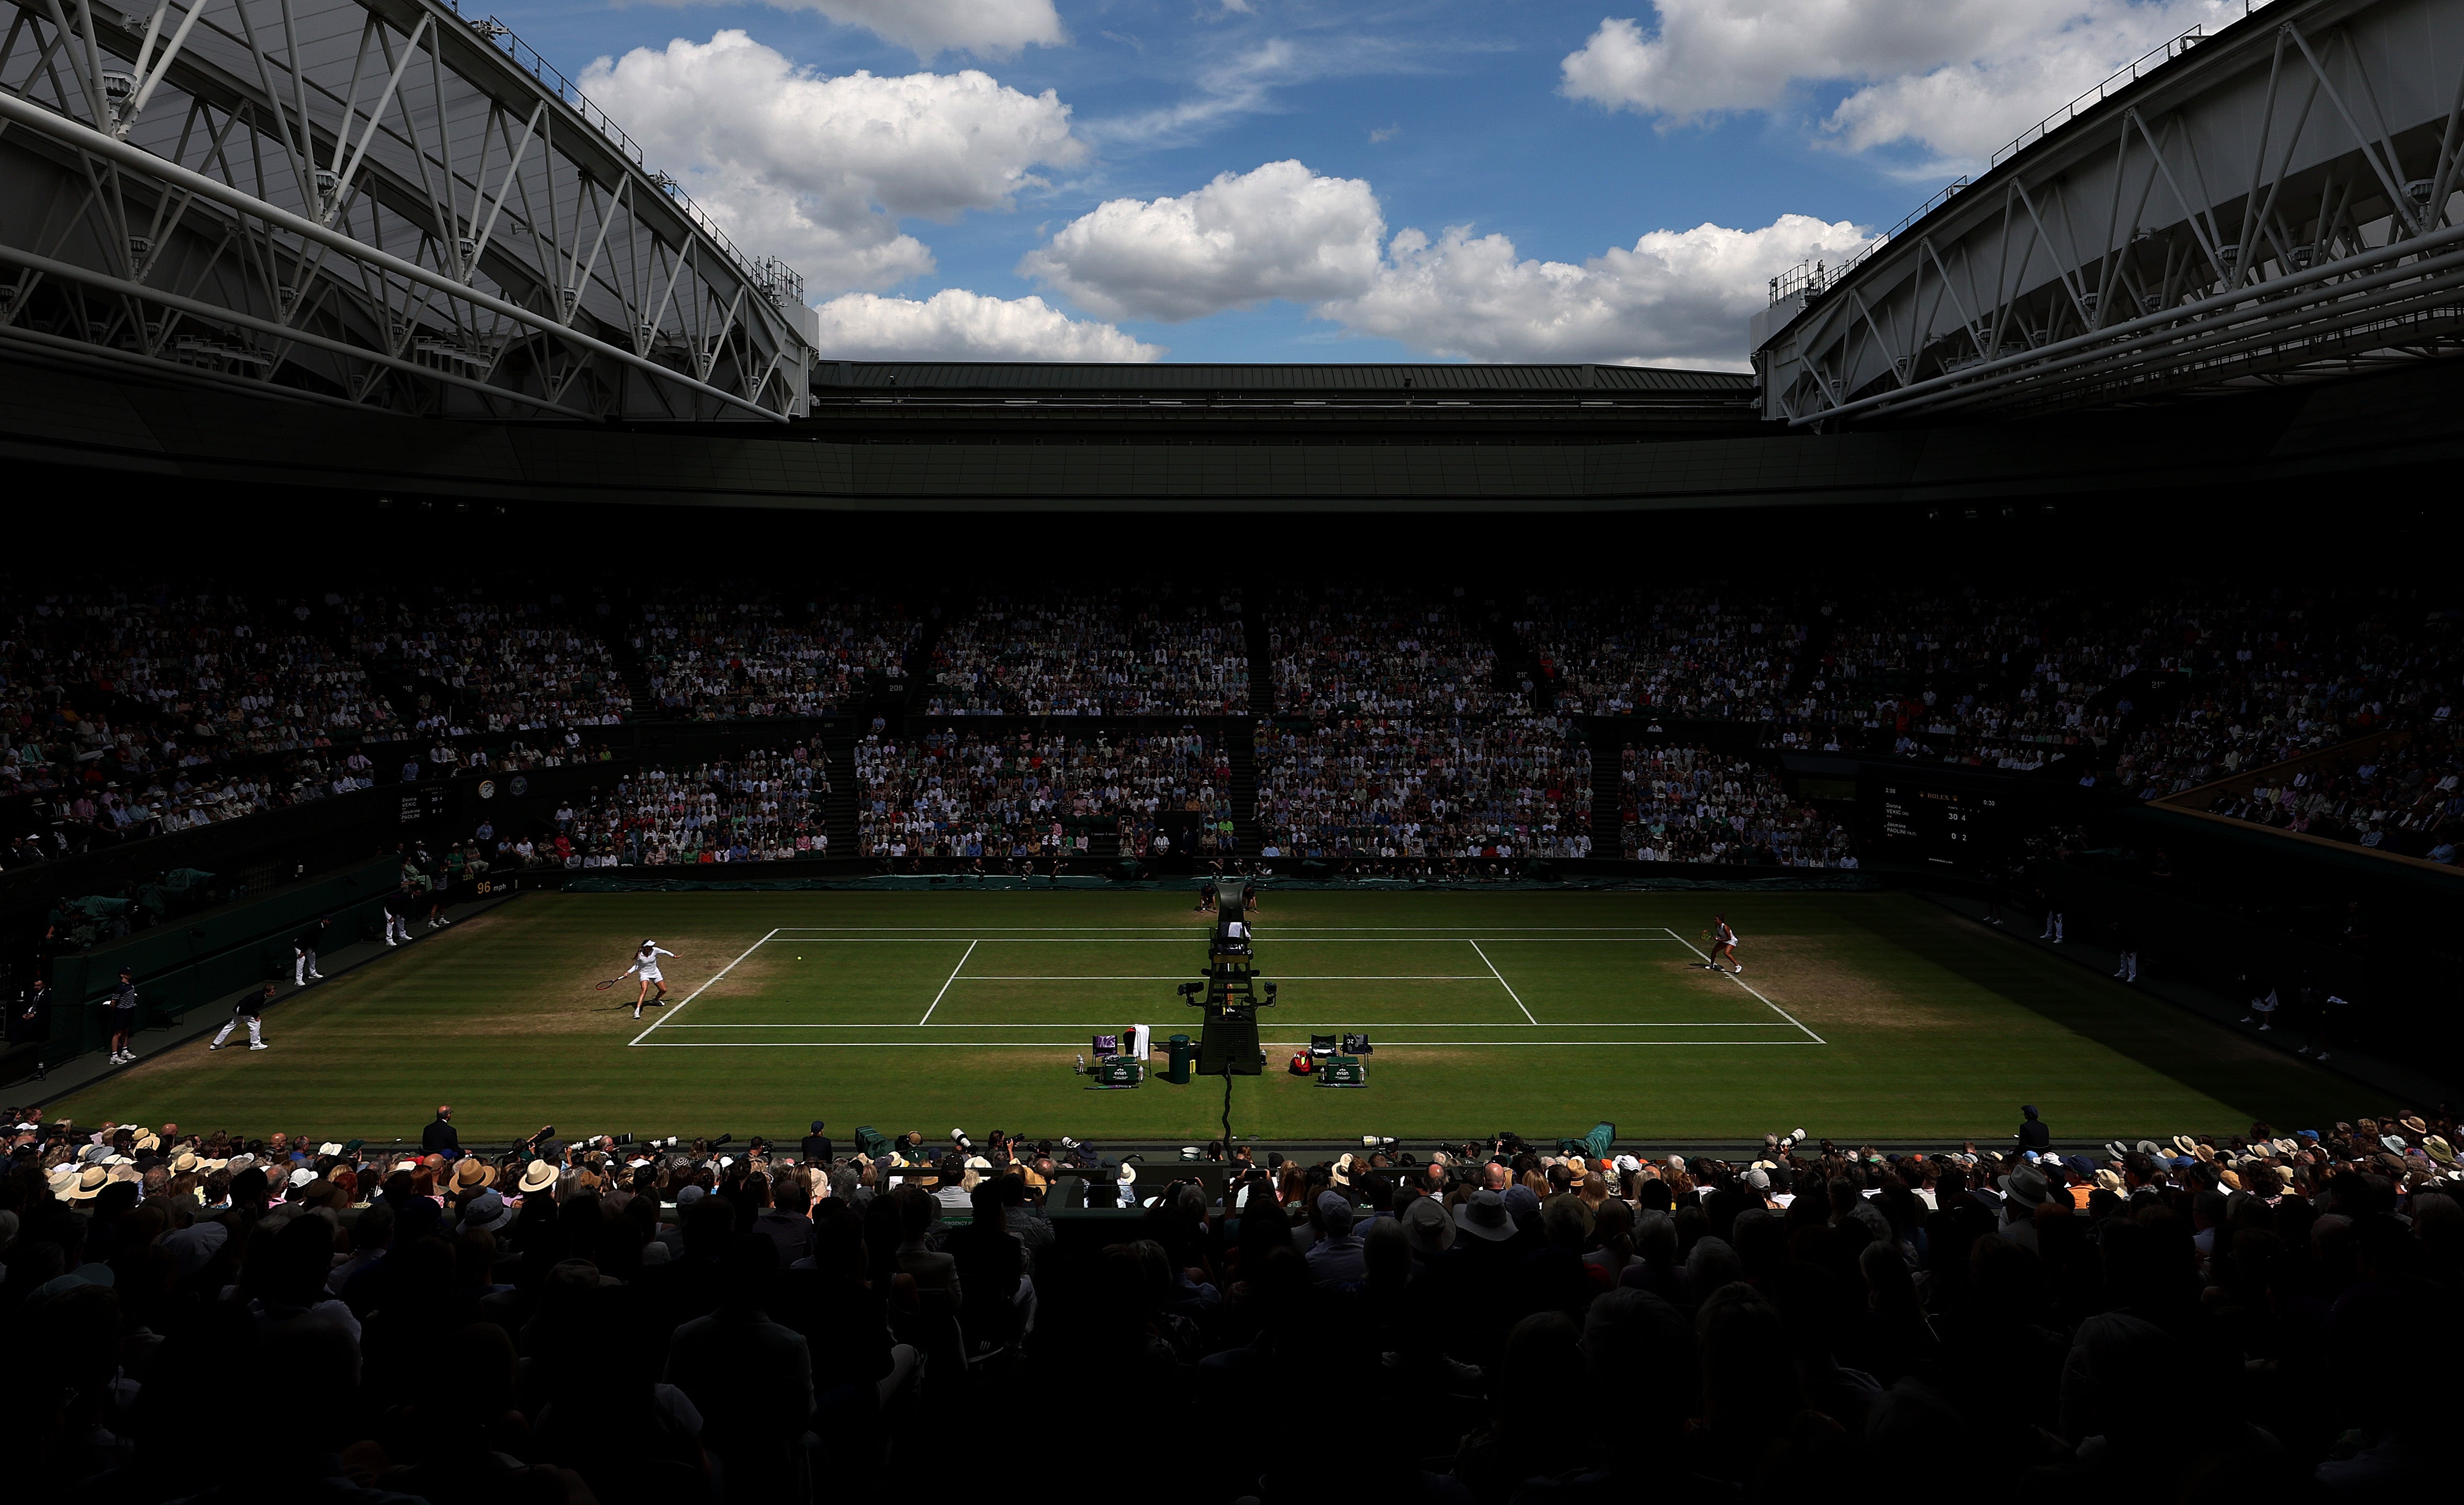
[50,889,2364,1145]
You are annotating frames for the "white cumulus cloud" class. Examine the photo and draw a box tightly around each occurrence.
[635,1,1065,61]
[811,290,1163,360]
[1319,215,1874,368]
[1561,2,2269,164]
[1017,160,1387,322]
[581,30,1083,293]
[1016,158,1865,365]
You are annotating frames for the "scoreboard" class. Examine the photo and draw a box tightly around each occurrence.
[1878,780,2004,867]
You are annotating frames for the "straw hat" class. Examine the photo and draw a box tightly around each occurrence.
[451,1158,496,1192]
[516,1160,558,1195]
[169,1150,201,1175]
[70,1165,109,1201]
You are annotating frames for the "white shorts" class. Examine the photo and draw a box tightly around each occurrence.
[636,967,664,983]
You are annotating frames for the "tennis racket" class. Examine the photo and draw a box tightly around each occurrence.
[593,976,625,991]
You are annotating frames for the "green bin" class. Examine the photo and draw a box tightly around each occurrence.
[1164,1032,1194,1085]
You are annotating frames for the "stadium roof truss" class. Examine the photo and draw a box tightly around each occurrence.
[1756,0,2464,425]
[0,0,814,420]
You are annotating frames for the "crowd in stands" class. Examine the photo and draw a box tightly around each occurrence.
[1253,719,1592,859]
[561,746,831,865]
[924,589,1246,717]
[4,1102,2454,1501]
[1784,586,2461,794]
[634,597,916,719]
[7,578,2460,875]
[1621,745,1855,866]
[2199,723,2463,862]
[855,730,1229,859]
[1270,588,1524,718]
[346,589,632,733]
[1521,588,1807,722]
[2105,597,2458,801]
[2,589,409,810]
[1777,588,2121,769]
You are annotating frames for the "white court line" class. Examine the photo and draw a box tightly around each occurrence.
[916,940,979,1025]
[628,929,778,1046]
[1466,939,1539,1024]
[662,1020,1804,1029]
[635,1039,1829,1048]
[766,934,1683,942]
[768,926,1683,932]
[952,974,1492,980]
[1664,928,1827,1044]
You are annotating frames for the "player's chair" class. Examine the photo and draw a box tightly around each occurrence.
[1309,1032,1337,1059]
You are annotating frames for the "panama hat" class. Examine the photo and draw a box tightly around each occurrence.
[516,1160,558,1195]
[169,1150,201,1175]
[2401,1115,2429,1135]
[70,1164,109,1201]
[451,1158,496,1192]
[46,1167,81,1199]
[2172,1135,2201,1156]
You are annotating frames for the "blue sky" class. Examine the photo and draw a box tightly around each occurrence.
[481,1,2264,364]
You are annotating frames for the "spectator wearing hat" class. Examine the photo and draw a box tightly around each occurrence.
[513,1160,558,1202]
[458,1188,513,1235]
[1996,1165,2049,1252]
[1398,1195,1455,1269]
[450,1157,496,1198]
